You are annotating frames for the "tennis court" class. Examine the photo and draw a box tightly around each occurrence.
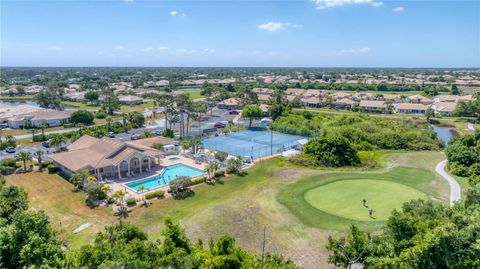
[202,130,305,159]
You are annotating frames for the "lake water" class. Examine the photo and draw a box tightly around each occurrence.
[0,100,74,110]
[432,126,455,145]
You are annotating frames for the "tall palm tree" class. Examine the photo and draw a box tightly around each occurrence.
[16,151,32,171]
[106,117,113,131]
[33,150,44,172]
[50,134,66,152]
[137,184,148,206]
[31,129,37,142]
[114,189,128,219]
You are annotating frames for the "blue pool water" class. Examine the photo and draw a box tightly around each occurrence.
[126,164,204,192]
[168,157,180,161]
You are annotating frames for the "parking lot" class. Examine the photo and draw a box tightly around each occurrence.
[0,108,244,161]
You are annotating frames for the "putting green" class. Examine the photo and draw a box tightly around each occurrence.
[304,179,428,221]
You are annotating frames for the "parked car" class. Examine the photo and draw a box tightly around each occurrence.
[229,110,240,115]
[5,146,16,153]
[42,141,50,148]
[107,132,115,138]
[154,130,162,136]
[130,133,141,140]
[214,122,226,128]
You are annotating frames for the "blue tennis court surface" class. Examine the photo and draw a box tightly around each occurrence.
[202,130,305,159]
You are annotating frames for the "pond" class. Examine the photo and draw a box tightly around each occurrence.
[0,100,74,110]
[432,125,455,145]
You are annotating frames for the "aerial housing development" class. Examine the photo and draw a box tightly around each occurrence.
[1,0,479,268]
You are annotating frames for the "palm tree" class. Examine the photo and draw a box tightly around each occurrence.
[114,190,128,219]
[70,169,90,191]
[31,129,37,142]
[33,150,44,172]
[205,162,220,181]
[49,134,66,152]
[16,151,32,171]
[137,184,148,206]
[106,117,113,131]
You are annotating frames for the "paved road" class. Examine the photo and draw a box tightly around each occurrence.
[13,128,79,140]
[435,160,461,206]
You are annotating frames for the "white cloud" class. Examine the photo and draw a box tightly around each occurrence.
[113,45,125,51]
[176,48,197,54]
[203,48,216,53]
[335,47,371,55]
[47,46,63,51]
[392,7,405,12]
[258,22,302,32]
[170,11,178,16]
[142,47,154,52]
[312,0,383,9]
[123,0,134,2]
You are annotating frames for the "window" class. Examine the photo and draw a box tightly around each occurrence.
[99,168,104,173]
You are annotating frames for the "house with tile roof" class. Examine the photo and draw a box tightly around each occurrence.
[48,135,175,179]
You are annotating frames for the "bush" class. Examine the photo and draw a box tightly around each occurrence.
[0,158,17,175]
[63,123,74,128]
[47,164,58,174]
[95,111,107,119]
[71,110,94,125]
[469,163,480,177]
[162,128,174,138]
[145,190,165,200]
[214,170,225,178]
[190,176,206,186]
[304,134,360,167]
[214,151,228,162]
[449,162,470,177]
[126,198,137,206]
[151,143,163,150]
[41,160,53,168]
[289,153,318,167]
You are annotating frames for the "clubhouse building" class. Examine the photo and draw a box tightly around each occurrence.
[49,135,176,180]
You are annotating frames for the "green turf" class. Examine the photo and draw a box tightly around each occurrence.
[278,167,439,230]
[304,179,427,221]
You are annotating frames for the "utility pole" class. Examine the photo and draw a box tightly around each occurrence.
[261,226,267,269]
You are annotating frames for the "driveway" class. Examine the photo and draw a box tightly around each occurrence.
[435,160,461,206]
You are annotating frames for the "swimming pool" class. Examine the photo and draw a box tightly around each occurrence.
[168,157,180,161]
[126,164,204,192]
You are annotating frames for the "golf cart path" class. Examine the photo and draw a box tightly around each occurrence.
[435,160,461,206]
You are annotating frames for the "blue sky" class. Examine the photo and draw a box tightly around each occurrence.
[1,0,479,67]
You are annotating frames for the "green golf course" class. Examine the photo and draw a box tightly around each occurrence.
[278,166,438,230]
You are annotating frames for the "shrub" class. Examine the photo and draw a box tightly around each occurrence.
[469,163,480,177]
[126,197,137,206]
[162,128,174,138]
[214,151,228,162]
[0,158,18,175]
[71,110,94,125]
[47,164,58,174]
[63,123,74,128]
[289,153,318,167]
[449,162,470,177]
[214,170,225,178]
[0,166,15,175]
[151,143,163,150]
[304,134,360,167]
[145,190,165,199]
[41,160,53,168]
[191,176,206,185]
[95,111,107,119]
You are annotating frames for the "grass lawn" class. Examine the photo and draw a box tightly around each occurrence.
[304,179,427,221]
[278,167,439,231]
[5,151,449,269]
[175,88,204,99]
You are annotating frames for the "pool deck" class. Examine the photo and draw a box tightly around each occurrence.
[106,154,206,199]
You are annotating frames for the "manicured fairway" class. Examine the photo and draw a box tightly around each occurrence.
[304,179,428,221]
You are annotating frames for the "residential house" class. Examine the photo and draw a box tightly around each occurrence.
[407,94,433,105]
[331,98,357,109]
[217,98,241,110]
[0,105,71,129]
[285,88,306,96]
[301,96,322,108]
[394,103,428,114]
[431,102,457,116]
[259,104,270,116]
[252,88,274,96]
[359,100,389,113]
[118,95,144,105]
